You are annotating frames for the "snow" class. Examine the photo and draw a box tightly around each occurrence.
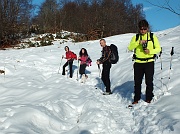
[0,25,180,134]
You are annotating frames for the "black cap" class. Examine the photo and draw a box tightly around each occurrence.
[138,19,149,28]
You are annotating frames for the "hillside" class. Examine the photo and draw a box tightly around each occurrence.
[0,26,180,134]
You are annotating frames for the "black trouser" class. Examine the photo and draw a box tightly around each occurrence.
[133,61,154,101]
[62,60,73,78]
[79,64,86,75]
[101,63,111,92]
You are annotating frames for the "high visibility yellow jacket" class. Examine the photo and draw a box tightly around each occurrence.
[128,32,161,63]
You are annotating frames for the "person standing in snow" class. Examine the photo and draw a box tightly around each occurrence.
[128,19,161,104]
[78,48,91,82]
[97,39,112,95]
[62,46,77,78]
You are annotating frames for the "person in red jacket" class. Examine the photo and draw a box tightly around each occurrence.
[62,46,77,78]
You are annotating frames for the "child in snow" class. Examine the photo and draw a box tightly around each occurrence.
[78,48,91,82]
[62,46,77,78]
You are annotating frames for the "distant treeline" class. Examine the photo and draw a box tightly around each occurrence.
[0,0,145,48]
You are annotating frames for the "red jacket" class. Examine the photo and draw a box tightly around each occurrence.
[65,51,77,60]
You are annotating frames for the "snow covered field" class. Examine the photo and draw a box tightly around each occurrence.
[0,26,180,134]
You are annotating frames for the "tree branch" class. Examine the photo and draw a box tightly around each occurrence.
[146,0,180,16]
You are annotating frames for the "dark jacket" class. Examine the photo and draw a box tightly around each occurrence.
[98,46,111,64]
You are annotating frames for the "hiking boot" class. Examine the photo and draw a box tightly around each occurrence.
[103,92,112,95]
[81,74,86,83]
[132,101,138,104]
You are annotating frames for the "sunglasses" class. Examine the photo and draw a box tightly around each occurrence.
[140,27,148,30]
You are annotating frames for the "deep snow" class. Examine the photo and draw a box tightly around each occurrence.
[0,26,180,134]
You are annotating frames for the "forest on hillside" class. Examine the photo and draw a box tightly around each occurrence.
[0,0,145,48]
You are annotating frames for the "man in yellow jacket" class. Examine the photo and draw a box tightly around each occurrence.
[128,19,161,104]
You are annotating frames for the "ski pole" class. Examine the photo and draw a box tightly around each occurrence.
[169,47,174,70]
[67,61,69,78]
[58,56,63,74]
[98,64,103,91]
[77,60,79,81]
[159,47,163,89]
[167,47,174,90]
[98,64,101,77]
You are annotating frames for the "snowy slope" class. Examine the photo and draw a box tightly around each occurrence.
[0,26,179,134]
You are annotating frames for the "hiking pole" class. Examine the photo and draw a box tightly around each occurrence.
[98,64,103,91]
[98,64,101,77]
[167,47,174,90]
[67,61,69,78]
[170,47,174,70]
[159,47,163,89]
[77,60,79,81]
[58,56,63,74]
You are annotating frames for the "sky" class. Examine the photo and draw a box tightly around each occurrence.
[32,0,180,31]
[0,24,180,133]
[132,0,180,31]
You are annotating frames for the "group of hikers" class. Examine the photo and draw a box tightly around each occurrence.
[62,46,91,82]
[61,19,161,105]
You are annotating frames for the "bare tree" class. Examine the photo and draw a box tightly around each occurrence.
[146,0,180,16]
[0,0,33,48]
[36,0,59,33]
[32,0,145,39]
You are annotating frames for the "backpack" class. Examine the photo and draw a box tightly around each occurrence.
[71,52,77,60]
[86,57,92,66]
[135,32,154,45]
[133,32,157,61]
[109,44,119,64]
